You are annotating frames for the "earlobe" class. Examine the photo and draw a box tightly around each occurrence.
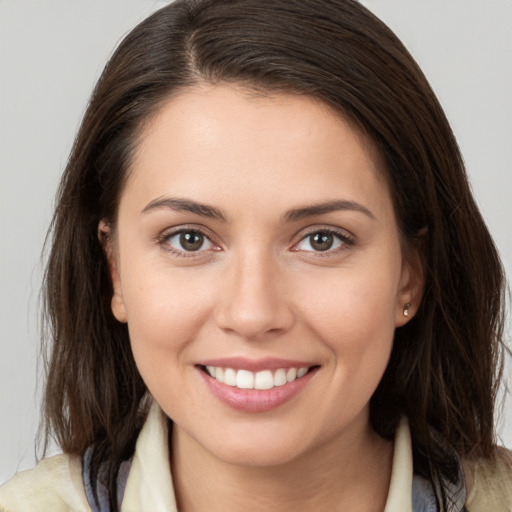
[111,295,128,324]
[395,246,425,327]
[98,220,128,323]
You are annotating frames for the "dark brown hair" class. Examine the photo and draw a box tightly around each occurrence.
[41,0,507,509]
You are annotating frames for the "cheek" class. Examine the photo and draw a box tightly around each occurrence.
[297,260,399,392]
[300,263,400,342]
[120,265,214,374]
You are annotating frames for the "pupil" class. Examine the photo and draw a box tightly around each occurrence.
[180,232,203,251]
[311,232,333,251]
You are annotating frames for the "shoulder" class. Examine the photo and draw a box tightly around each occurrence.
[0,453,90,512]
[463,447,512,512]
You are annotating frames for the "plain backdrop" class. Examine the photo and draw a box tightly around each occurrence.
[1,0,511,484]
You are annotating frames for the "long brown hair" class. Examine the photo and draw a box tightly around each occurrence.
[41,1,507,509]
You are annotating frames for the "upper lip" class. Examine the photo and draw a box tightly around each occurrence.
[197,357,317,372]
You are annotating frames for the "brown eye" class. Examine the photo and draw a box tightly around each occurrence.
[294,229,348,253]
[165,230,214,253]
[180,231,204,251]
[310,232,334,251]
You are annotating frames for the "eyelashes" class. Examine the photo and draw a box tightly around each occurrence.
[157,225,356,258]
[156,225,220,258]
[165,229,215,253]
[291,228,355,255]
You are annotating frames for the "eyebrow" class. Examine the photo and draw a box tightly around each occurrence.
[283,200,375,222]
[141,197,375,223]
[141,197,227,221]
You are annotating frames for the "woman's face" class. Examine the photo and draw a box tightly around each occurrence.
[106,84,422,467]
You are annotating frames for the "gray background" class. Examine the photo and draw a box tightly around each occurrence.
[1,0,511,484]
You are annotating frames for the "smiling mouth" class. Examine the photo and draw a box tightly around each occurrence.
[199,365,318,390]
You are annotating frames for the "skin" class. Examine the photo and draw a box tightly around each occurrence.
[102,84,423,511]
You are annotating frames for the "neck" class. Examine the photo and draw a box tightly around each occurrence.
[170,418,393,512]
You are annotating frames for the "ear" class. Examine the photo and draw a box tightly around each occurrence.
[98,220,127,323]
[395,241,425,327]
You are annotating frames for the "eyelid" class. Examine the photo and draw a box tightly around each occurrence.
[157,224,222,256]
[155,223,355,258]
[290,225,356,254]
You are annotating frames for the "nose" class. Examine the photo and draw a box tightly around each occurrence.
[214,250,294,340]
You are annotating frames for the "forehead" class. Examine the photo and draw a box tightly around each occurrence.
[122,84,392,221]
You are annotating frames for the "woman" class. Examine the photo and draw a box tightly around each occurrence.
[1,0,511,511]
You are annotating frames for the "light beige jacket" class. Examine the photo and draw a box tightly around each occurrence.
[1,402,511,511]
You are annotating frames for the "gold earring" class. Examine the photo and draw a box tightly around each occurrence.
[403,303,411,317]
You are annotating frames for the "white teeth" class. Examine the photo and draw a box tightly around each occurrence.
[297,367,308,378]
[286,367,297,382]
[236,369,254,389]
[274,368,287,387]
[205,365,312,389]
[254,370,274,390]
[224,368,237,386]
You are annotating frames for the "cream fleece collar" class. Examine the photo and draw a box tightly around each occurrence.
[120,401,413,512]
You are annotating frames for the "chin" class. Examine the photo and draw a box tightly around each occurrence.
[209,440,306,468]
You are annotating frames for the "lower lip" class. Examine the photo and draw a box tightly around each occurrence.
[198,367,318,413]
